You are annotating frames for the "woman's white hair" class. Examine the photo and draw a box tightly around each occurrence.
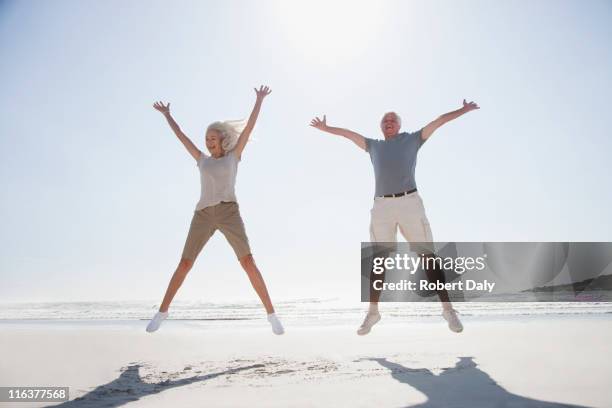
[206,119,247,152]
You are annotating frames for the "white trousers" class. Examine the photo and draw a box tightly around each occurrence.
[369,191,434,244]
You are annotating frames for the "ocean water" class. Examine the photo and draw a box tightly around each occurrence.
[0,298,611,326]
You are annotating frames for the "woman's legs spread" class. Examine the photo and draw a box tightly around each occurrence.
[239,254,275,314]
[216,202,276,314]
[159,258,194,313]
[158,209,216,313]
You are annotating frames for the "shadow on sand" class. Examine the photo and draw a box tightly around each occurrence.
[46,363,263,407]
[365,357,587,408]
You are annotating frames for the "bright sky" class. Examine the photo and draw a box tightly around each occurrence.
[1,0,611,303]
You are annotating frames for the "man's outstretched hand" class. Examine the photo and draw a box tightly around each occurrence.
[462,99,479,113]
[310,115,328,130]
[153,101,171,115]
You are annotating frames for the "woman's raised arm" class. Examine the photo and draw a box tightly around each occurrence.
[233,86,272,160]
[153,101,202,161]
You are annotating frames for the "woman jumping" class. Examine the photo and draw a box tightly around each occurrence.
[146,85,284,335]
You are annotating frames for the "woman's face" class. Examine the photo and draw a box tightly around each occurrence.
[205,129,224,156]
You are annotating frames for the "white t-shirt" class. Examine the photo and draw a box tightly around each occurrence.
[195,151,239,210]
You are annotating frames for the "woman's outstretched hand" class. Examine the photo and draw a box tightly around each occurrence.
[254,85,272,101]
[310,115,328,131]
[153,101,171,115]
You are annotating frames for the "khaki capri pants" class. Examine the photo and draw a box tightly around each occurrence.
[181,201,251,261]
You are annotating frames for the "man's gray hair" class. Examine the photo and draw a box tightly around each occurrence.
[381,111,402,127]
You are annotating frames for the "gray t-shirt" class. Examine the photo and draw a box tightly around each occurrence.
[195,151,239,210]
[364,130,425,197]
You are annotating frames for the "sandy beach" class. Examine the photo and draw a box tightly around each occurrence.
[1,315,610,407]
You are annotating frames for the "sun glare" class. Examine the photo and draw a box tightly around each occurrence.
[272,0,385,65]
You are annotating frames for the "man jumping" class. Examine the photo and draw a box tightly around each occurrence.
[310,99,479,334]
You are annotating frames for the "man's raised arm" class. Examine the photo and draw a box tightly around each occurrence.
[421,99,480,141]
[310,115,367,151]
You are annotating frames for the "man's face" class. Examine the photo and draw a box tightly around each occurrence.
[380,113,401,138]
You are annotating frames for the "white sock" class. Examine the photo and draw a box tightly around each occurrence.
[267,313,285,335]
[146,311,168,333]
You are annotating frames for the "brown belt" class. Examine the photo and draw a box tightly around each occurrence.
[380,188,417,198]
